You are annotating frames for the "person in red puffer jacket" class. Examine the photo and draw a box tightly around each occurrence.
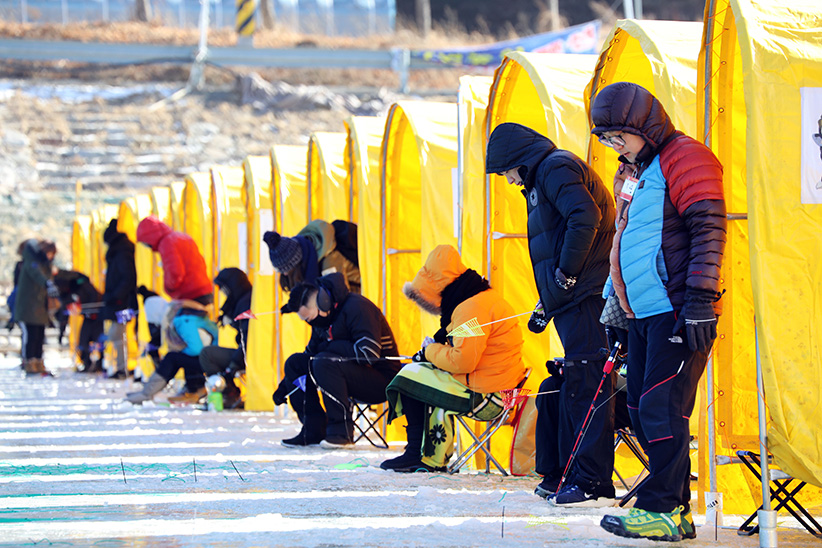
[136,216,214,306]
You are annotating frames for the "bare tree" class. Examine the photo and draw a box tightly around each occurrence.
[416,0,431,37]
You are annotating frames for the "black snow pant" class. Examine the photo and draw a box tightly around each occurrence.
[534,373,565,481]
[283,351,397,440]
[627,311,708,514]
[552,294,615,497]
[20,322,46,360]
[155,351,205,392]
[199,345,240,396]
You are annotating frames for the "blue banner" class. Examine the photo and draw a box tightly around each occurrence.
[412,20,601,68]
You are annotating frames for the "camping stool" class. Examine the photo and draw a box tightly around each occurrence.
[448,370,531,476]
[733,450,822,538]
[350,399,389,449]
[614,428,651,507]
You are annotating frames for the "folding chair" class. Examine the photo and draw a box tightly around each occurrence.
[613,428,650,507]
[350,399,389,449]
[735,450,822,538]
[448,371,531,476]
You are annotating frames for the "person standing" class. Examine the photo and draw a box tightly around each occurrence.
[14,239,59,376]
[101,218,138,379]
[485,122,617,507]
[591,82,726,542]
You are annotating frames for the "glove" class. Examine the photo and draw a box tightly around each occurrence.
[528,300,548,333]
[421,336,435,349]
[412,347,427,363]
[46,280,59,299]
[554,267,577,290]
[673,296,718,353]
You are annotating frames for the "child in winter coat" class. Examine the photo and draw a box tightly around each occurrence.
[14,239,59,376]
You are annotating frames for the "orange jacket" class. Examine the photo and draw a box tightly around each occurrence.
[407,245,525,394]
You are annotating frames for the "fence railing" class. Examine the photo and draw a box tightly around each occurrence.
[0,0,396,35]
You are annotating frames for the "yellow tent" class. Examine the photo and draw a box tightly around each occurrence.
[271,145,310,389]
[118,195,154,372]
[183,172,216,317]
[457,76,493,278]
[149,186,171,296]
[381,101,459,354]
[69,215,93,361]
[344,115,386,305]
[210,165,248,347]
[243,155,276,411]
[307,132,350,222]
[169,181,186,231]
[700,0,822,516]
[90,205,118,291]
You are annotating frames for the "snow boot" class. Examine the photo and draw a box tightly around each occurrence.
[126,372,167,404]
[380,396,425,470]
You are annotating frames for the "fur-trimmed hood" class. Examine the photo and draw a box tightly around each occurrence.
[403,245,467,315]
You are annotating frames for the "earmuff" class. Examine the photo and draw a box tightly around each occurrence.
[315,281,334,313]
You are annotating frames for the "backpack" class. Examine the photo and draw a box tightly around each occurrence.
[332,220,359,268]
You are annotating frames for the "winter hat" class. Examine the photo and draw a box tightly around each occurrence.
[103,218,120,244]
[264,231,303,274]
[143,296,170,325]
[403,244,467,315]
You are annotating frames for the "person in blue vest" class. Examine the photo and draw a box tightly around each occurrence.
[591,82,726,542]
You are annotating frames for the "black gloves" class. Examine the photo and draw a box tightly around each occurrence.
[272,381,291,406]
[412,347,427,363]
[673,292,720,353]
[528,300,548,333]
[554,267,577,290]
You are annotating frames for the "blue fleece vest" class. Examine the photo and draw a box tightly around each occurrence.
[619,156,673,318]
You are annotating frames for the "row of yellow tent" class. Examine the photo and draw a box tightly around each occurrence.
[71,0,822,516]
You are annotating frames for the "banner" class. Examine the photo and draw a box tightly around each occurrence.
[412,20,601,68]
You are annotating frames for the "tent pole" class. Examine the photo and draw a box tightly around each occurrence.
[755,322,778,547]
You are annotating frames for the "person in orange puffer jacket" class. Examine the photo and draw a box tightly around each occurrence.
[136,216,214,306]
[381,245,525,473]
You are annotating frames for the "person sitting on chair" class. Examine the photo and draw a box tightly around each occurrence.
[380,244,526,473]
[53,270,105,373]
[126,296,218,405]
[272,272,400,448]
[199,267,253,410]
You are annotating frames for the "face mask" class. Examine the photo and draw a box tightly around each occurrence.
[308,314,333,328]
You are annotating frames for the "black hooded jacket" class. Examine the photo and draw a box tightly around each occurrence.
[303,272,400,369]
[214,267,253,366]
[486,123,616,319]
[102,221,138,322]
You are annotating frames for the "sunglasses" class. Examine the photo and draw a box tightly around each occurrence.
[598,133,627,148]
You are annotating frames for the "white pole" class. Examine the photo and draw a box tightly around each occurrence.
[102,0,109,22]
[635,0,643,19]
[623,0,634,19]
[755,323,778,547]
[61,0,68,25]
[21,0,27,23]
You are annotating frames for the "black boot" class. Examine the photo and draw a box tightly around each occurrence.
[281,386,327,447]
[380,396,426,471]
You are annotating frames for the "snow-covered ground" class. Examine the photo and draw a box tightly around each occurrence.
[0,352,817,547]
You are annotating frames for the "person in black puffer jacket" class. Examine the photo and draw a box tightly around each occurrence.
[272,272,400,448]
[486,122,617,507]
[198,268,253,409]
[101,218,138,378]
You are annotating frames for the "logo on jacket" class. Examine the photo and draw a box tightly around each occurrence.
[529,188,538,207]
[669,335,683,344]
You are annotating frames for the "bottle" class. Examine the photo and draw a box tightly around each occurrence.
[207,390,223,412]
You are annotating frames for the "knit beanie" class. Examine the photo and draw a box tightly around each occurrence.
[263,231,303,274]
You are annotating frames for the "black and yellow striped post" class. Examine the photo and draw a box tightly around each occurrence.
[236,0,256,46]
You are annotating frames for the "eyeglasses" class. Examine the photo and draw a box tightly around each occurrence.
[598,133,627,148]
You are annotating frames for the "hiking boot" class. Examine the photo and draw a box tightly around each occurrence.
[679,509,696,539]
[534,477,561,499]
[600,506,684,542]
[281,428,325,448]
[380,450,424,471]
[168,387,208,404]
[548,483,616,508]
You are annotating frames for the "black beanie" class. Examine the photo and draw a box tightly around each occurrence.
[264,231,303,274]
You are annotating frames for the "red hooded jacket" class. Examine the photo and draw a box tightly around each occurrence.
[136,216,213,301]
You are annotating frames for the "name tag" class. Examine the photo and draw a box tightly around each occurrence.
[619,176,639,203]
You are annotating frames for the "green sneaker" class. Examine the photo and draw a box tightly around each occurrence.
[600,506,683,542]
[679,509,696,539]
